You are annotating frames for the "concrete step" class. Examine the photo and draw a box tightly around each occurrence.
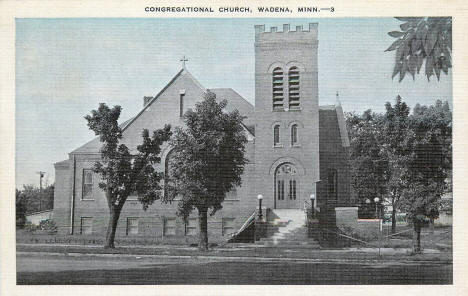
[258,241,321,248]
[255,209,319,248]
[259,239,315,244]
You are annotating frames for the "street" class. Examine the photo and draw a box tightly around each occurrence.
[17,252,452,285]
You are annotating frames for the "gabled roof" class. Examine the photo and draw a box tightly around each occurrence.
[120,68,204,132]
[210,88,255,135]
[71,116,135,154]
[54,159,70,167]
[319,104,350,148]
[71,69,255,155]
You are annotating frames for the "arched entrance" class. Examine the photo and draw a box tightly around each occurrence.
[274,163,299,209]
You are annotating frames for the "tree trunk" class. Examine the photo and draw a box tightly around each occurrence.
[412,220,422,254]
[198,208,209,251]
[104,208,121,249]
[429,217,435,247]
[391,207,397,234]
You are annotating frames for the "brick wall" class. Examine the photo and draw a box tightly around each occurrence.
[253,23,320,210]
[335,207,380,240]
[317,108,352,209]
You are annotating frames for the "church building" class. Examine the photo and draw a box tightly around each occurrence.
[53,23,353,243]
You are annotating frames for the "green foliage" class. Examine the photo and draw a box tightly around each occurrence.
[400,183,442,222]
[16,184,55,222]
[386,17,452,81]
[22,219,57,233]
[164,92,248,248]
[347,96,452,232]
[85,103,172,211]
[402,100,452,223]
[16,189,27,228]
[39,219,58,233]
[165,92,248,216]
[346,110,388,207]
[85,103,171,248]
[439,197,453,215]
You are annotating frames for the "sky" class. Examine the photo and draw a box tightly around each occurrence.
[15,18,452,188]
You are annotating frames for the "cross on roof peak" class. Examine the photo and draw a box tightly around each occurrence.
[180,56,188,69]
[335,91,342,106]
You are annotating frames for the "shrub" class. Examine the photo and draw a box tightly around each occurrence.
[39,219,58,233]
[23,222,38,232]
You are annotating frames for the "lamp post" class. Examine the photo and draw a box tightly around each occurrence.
[374,197,380,219]
[365,199,371,218]
[309,194,315,218]
[257,194,263,221]
[374,197,382,257]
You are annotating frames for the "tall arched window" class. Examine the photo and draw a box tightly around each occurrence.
[291,124,298,146]
[273,125,280,146]
[288,66,300,109]
[272,67,284,110]
[327,169,338,200]
[164,150,174,199]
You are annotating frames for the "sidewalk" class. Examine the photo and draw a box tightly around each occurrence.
[16,243,452,263]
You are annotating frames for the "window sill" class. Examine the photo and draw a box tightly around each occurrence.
[291,144,301,148]
[81,199,95,201]
[289,107,302,112]
[273,144,283,148]
[272,108,302,112]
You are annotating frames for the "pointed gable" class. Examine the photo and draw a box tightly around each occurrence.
[210,88,255,133]
[70,69,255,155]
[72,69,206,154]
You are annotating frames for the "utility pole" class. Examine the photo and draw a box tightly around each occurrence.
[36,171,45,211]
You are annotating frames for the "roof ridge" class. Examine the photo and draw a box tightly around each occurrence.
[121,68,201,132]
[209,88,254,108]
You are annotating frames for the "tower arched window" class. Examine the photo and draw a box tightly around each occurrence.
[288,66,300,109]
[272,67,284,110]
[273,125,280,146]
[291,124,298,146]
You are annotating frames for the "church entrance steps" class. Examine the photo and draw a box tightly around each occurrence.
[254,209,320,247]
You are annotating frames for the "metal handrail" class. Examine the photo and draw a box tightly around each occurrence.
[321,228,369,245]
[382,228,412,238]
[303,200,311,212]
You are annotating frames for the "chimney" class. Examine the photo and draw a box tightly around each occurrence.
[143,96,153,107]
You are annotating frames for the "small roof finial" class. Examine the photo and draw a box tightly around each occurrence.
[335,91,341,106]
[180,55,188,69]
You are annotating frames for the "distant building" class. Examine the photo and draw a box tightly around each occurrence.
[436,192,452,226]
[26,210,53,226]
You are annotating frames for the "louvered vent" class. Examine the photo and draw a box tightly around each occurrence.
[288,67,300,109]
[272,67,284,110]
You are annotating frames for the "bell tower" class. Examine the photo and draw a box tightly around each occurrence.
[253,23,320,209]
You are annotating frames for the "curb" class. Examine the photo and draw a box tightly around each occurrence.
[17,251,452,265]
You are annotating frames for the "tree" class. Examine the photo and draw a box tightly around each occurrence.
[346,110,388,218]
[85,103,171,248]
[382,96,413,233]
[164,92,248,251]
[16,184,55,214]
[401,100,452,253]
[16,189,27,228]
[386,17,452,81]
[347,96,416,233]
